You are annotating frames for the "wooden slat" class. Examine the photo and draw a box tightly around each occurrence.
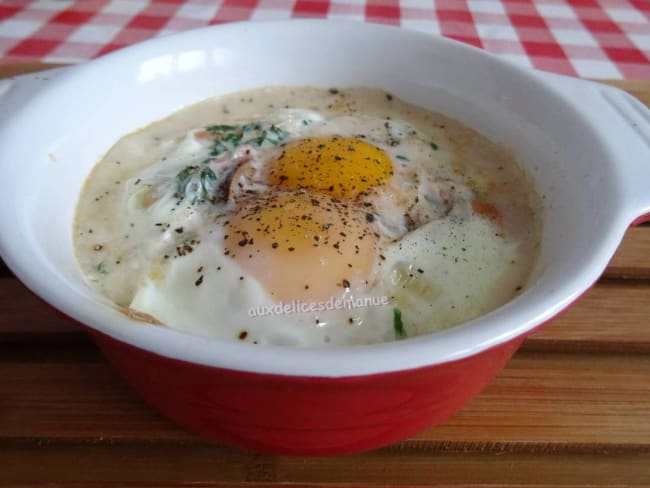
[1,352,649,447]
[0,184,647,287]
[5,484,644,488]
[604,227,650,279]
[524,281,650,352]
[0,279,78,337]
[419,351,650,445]
[1,212,647,286]
[3,279,649,351]
[0,360,189,441]
[600,79,650,108]
[0,442,649,486]
[0,62,66,79]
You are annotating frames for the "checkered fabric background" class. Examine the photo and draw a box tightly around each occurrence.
[1,0,649,78]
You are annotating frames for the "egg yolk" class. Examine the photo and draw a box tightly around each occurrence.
[224,191,378,302]
[267,136,393,199]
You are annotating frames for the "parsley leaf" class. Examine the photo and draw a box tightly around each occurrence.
[206,121,289,157]
[393,308,406,339]
[176,165,218,204]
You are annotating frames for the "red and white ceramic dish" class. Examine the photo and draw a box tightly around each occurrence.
[1,20,649,455]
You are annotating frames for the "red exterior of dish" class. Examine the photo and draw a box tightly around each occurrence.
[38,210,650,455]
[40,207,650,456]
[87,328,523,455]
[630,212,650,226]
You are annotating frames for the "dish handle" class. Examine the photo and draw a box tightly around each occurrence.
[600,84,650,226]
[544,74,650,227]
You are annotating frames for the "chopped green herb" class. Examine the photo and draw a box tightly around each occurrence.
[176,165,218,204]
[210,141,229,157]
[95,262,108,275]
[269,124,283,135]
[206,124,238,132]
[245,134,266,147]
[266,124,289,145]
[205,121,289,156]
[430,142,439,151]
[393,308,406,339]
[200,166,217,187]
[222,132,241,145]
[395,155,409,161]
[176,165,197,184]
[242,122,262,132]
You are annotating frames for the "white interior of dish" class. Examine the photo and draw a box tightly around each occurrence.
[0,21,638,376]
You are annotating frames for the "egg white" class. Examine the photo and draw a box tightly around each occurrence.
[129,226,400,346]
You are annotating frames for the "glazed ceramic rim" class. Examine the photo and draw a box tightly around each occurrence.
[0,20,648,377]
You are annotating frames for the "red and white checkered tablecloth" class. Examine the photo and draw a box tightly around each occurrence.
[1,0,649,78]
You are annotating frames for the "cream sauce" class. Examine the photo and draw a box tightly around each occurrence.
[74,87,541,346]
